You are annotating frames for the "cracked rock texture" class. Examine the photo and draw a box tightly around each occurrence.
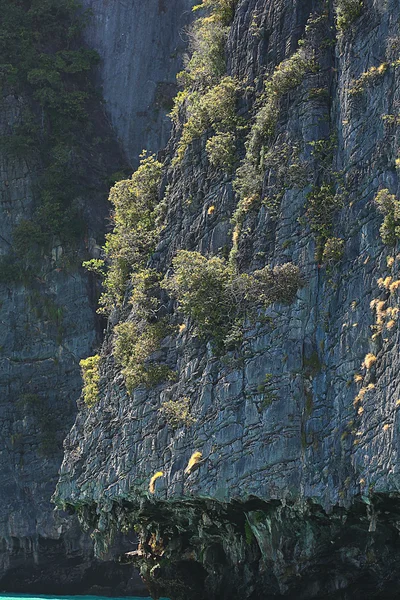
[0,88,144,595]
[0,0,195,592]
[55,0,400,598]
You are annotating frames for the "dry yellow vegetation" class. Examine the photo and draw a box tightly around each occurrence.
[184,451,203,475]
[363,353,377,370]
[149,471,164,494]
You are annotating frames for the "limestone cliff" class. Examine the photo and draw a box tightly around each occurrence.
[54,0,400,598]
[0,0,193,592]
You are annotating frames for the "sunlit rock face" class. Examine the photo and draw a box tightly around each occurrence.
[55,0,400,597]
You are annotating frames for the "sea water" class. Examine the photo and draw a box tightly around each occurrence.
[0,596,170,600]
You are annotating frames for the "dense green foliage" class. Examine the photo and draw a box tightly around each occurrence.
[177,0,237,90]
[159,396,195,428]
[206,132,236,170]
[163,250,302,350]
[114,320,175,393]
[0,0,103,268]
[171,0,241,167]
[178,16,226,91]
[88,153,170,393]
[374,189,400,245]
[110,270,175,393]
[193,0,238,26]
[306,184,343,261]
[80,354,101,407]
[85,154,172,394]
[98,153,163,313]
[322,237,345,263]
[173,76,240,165]
[163,251,234,344]
[335,0,363,31]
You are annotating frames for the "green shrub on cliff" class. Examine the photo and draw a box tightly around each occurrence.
[245,49,315,167]
[159,396,196,428]
[306,184,343,262]
[82,259,106,277]
[206,132,237,170]
[178,17,227,91]
[110,270,174,394]
[335,0,363,31]
[374,189,400,246]
[322,237,345,264]
[89,153,167,395]
[80,354,101,407]
[163,251,234,342]
[171,0,241,166]
[98,152,163,313]
[114,320,174,393]
[193,0,238,26]
[349,63,388,95]
[0,0,103,257]
[177,0,237,91]
[232,48,314,243]
[163,250,302,350]
[173,77,240,164]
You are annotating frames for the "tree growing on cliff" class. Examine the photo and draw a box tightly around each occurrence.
[97,152,163,313]
[163,250,302,350]
[374,189,400,246]
[80,354,101,407]
[335,0,363,31]
[193,0,238,26]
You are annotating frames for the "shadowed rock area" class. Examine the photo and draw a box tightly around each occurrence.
[0,0,194,592]
[81,0,197,167]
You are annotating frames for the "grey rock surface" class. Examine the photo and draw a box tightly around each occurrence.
[0,0,197,587]
[81,0,197,166]
[55,0,400,598]
[0,88,145,593]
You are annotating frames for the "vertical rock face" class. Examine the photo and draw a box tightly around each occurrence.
[81,0,197,166]
[55,0,400,598]
[0,0,194,592]
[0,88,139,595]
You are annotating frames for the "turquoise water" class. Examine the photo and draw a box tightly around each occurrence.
[0,596,170,600]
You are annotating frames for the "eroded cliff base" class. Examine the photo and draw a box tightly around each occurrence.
[0,527,147,596]
[75,494,400,600]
